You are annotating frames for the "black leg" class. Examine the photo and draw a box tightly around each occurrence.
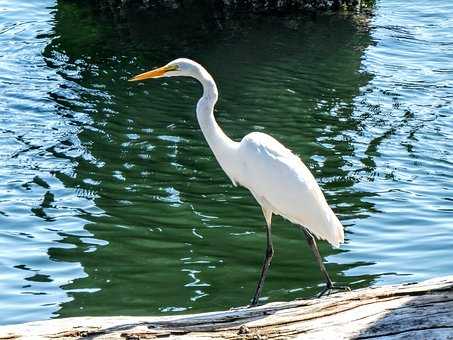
[302,228,350,297]
[303,228,333,287]
[250,223,274,306]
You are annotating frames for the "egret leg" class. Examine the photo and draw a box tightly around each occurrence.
[302,228,350,297]
[250,223,274,306]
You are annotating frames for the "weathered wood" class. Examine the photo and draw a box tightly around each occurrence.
[1,276,453,339]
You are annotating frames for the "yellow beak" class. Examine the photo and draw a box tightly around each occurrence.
[129,65,175,82]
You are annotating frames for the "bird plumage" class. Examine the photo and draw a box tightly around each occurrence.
[129,58,347,305]
[235,132,344,248]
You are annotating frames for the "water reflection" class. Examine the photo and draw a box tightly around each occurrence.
[42,2,377,318]
[343,0,453,283]
[0,0,103,325]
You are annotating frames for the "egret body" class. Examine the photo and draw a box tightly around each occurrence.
[130,58,346,306]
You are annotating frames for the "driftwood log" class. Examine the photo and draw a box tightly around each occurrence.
[1,276,453,339]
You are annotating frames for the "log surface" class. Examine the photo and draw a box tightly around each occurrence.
[1,276,453,339]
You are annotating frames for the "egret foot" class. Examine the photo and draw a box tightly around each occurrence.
[229,303,257,309]
[317,283,351,298]
[229,305,251,311]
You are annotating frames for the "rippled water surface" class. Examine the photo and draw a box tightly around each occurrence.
[0,0,452,325]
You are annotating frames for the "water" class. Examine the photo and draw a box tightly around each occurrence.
[0,0,451,326]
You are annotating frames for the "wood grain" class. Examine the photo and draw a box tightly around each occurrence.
[1,276,452,339]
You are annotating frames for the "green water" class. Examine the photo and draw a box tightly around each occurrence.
[0,0,452,325]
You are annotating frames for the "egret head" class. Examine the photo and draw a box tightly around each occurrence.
[129,58,199,81]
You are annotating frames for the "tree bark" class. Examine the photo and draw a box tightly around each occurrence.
[1,276,453,339]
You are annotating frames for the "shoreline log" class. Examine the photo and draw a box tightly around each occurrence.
[1,276,453,339]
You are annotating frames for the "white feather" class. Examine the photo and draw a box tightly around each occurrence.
[235,132,344,247]
[143,58,345,248]
[131,58,348,304]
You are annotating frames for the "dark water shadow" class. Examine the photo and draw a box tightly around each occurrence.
[43,0,381,319]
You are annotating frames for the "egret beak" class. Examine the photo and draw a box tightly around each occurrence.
[128,65,177,82]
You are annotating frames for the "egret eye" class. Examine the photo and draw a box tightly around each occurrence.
[167,64,179,72]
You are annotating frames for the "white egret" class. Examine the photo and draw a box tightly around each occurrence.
[130,58,348,306]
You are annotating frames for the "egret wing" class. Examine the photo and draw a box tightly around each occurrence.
[237,132,344,247]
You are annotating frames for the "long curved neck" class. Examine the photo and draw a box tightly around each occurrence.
[194,66,239,184]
